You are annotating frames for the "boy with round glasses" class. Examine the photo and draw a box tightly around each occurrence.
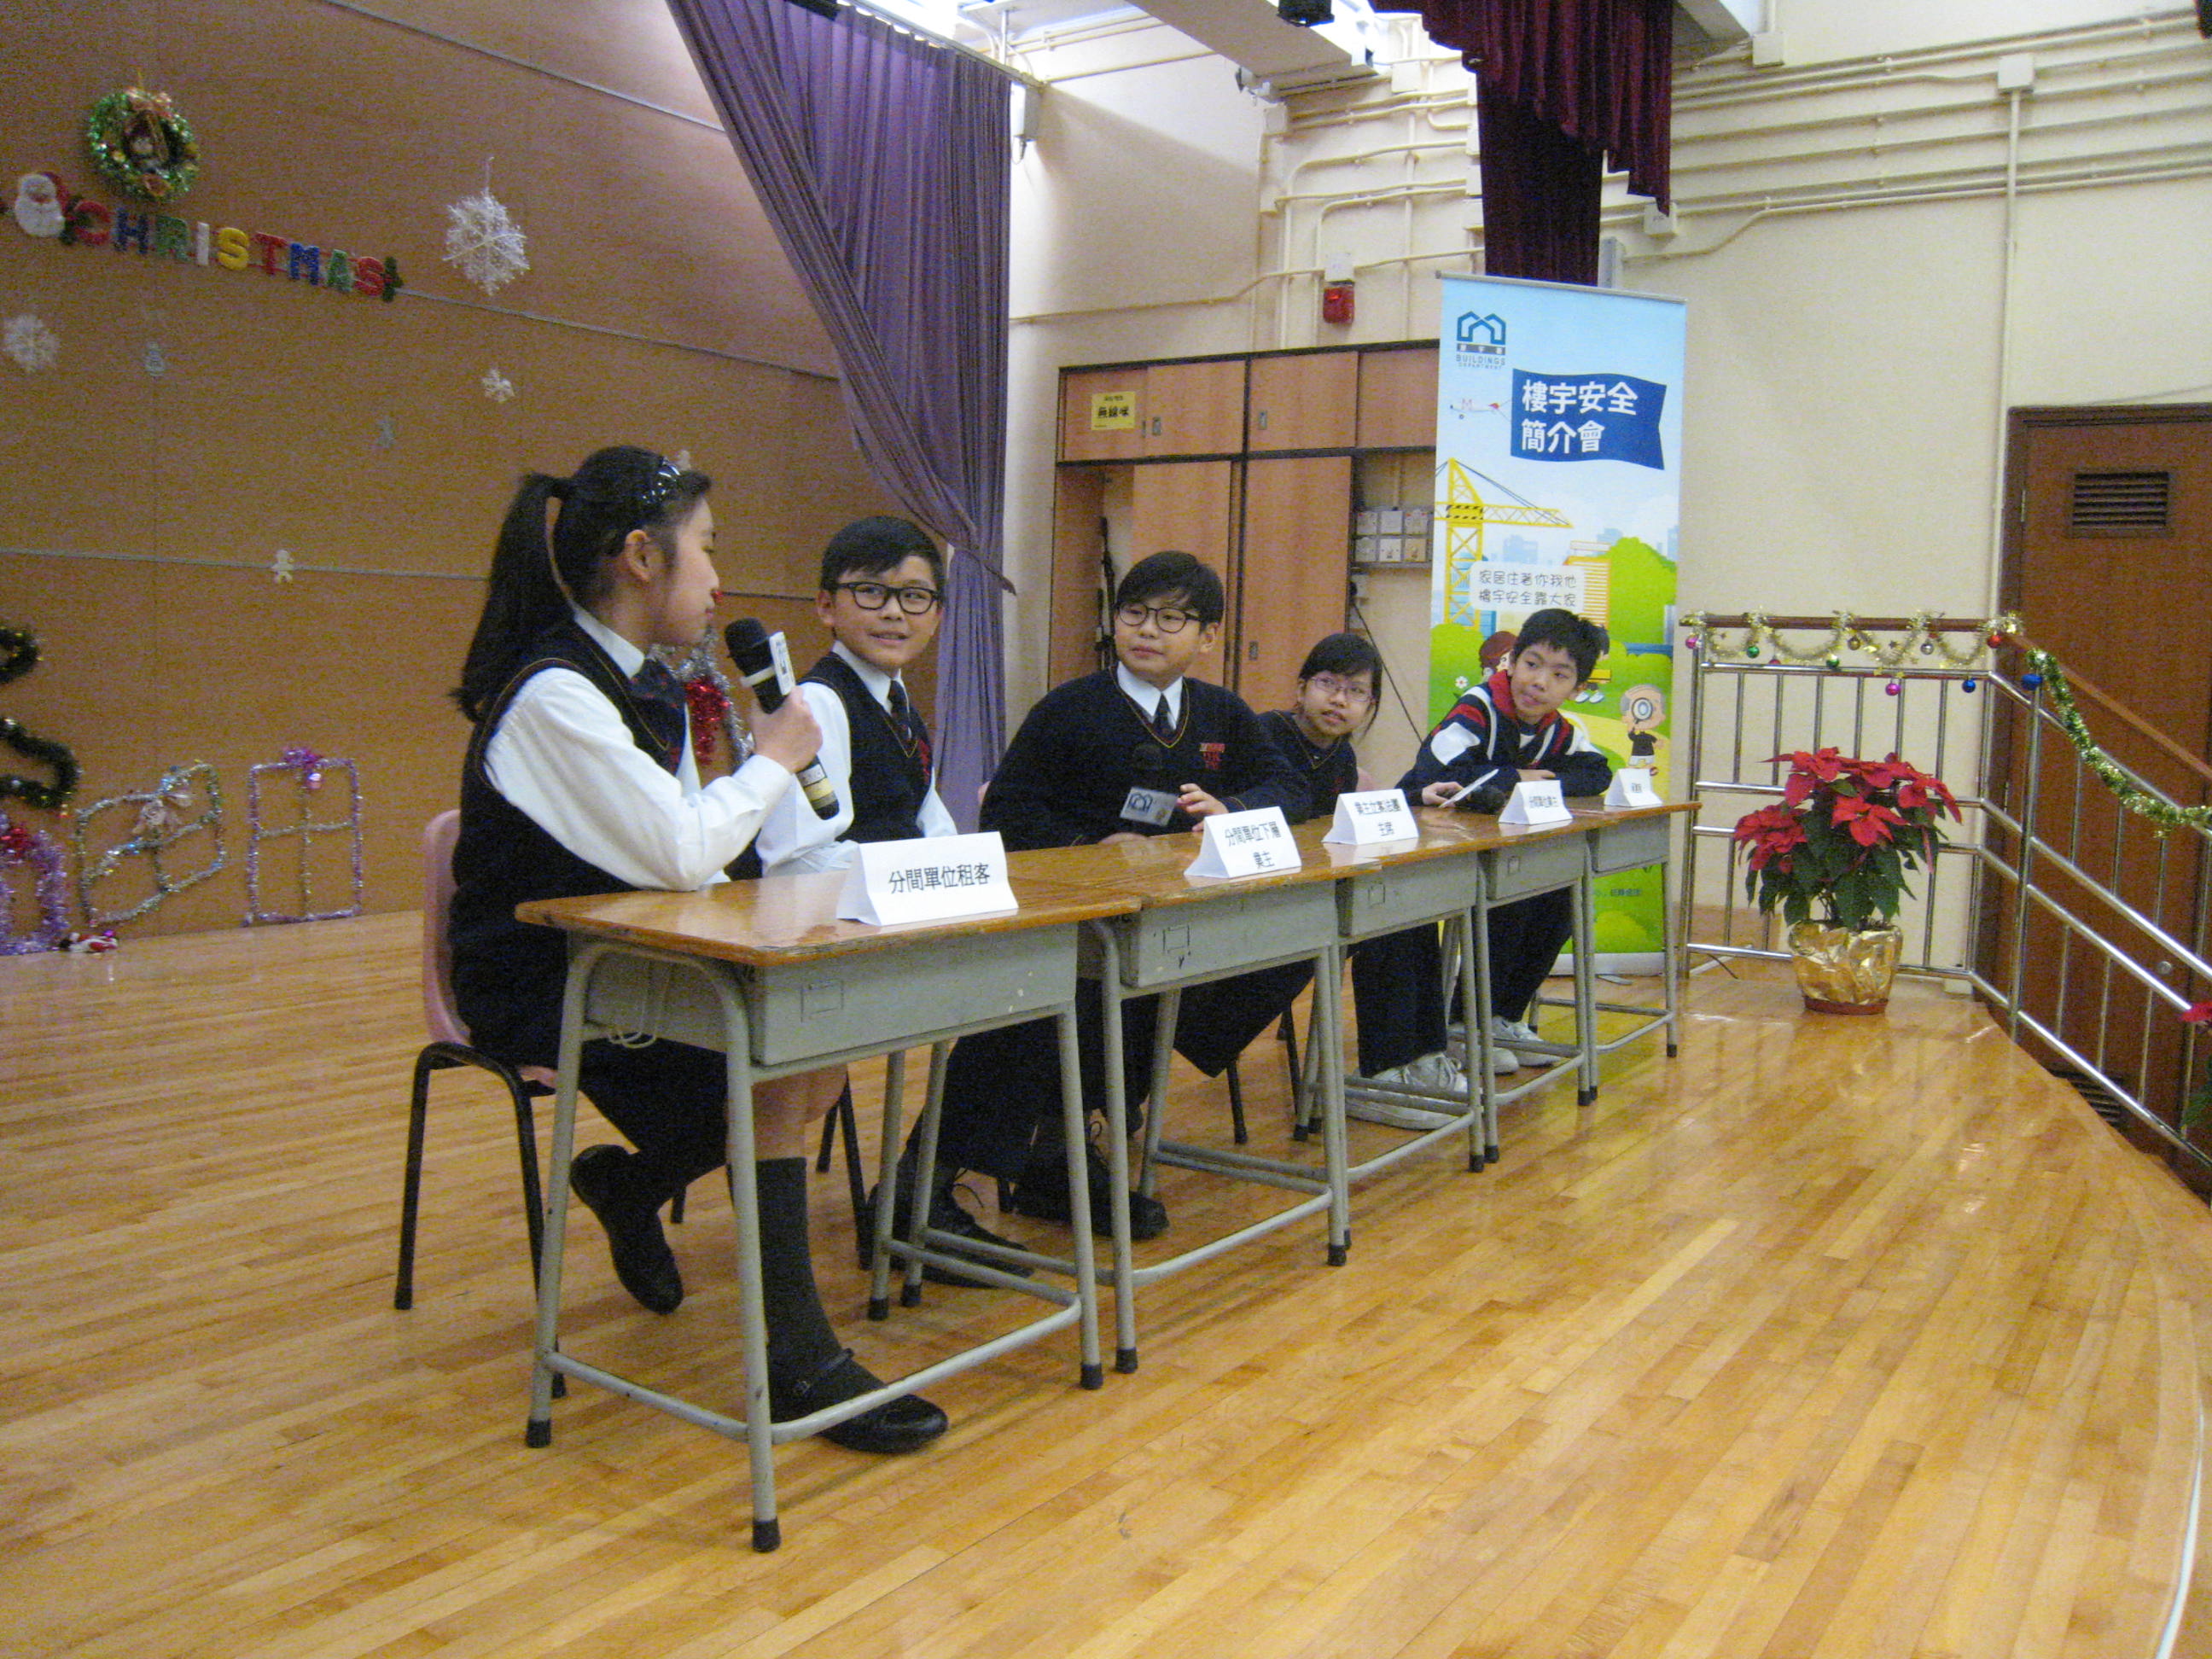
[755,515,956,870]
[915,550,1309,1241]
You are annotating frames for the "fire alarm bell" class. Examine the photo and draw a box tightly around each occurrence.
[1322,281,1354,324]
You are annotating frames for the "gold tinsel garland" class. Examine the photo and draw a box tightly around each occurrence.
[1679,609,2021,671]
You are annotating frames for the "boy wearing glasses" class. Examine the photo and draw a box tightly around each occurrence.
[904,550,1307,1242]
[756,516,956,871]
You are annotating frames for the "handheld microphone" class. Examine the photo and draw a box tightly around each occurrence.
[723,619,840,821]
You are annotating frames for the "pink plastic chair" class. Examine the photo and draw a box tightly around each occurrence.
[393,811,558,1310]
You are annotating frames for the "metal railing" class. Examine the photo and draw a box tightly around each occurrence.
[1677,614,2212,1178]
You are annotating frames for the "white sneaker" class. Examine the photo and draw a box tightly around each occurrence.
[1447,1022,1521,1074]
[1347,1051,1468,1129]
[1489,1016,1549,1068]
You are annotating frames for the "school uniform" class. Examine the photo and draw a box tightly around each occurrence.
[934,665,1309,1182]
[754,641,956,872]
[1398,667,1614,1022]
[1259,709,1447,1076]
[451,608,794,1200]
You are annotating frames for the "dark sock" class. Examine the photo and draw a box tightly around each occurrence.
[749,1157,847,1382]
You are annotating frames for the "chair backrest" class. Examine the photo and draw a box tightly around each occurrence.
[420,811,471,1047]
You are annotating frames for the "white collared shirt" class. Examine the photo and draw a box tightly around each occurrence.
[481,608,794,890]
[755,639,957,873]
[1116,661,1182,732]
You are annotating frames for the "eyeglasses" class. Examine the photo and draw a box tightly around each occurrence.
[1115,602,1199,635]
[834,580,941,615]
[1306,673,1373,706]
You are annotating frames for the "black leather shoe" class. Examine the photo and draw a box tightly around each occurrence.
[1005,1145,1168,1240]
[569,1144,684,1314]
[862,1170,1033,1288]
[771,1348,948,1454]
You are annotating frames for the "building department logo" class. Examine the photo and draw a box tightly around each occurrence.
[1454,311,1507,368]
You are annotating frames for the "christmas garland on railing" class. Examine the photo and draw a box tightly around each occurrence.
[2022,649,2212,836]
[1679,610,2020,676]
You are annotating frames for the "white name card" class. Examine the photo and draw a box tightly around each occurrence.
[1187,806,1299,879]
[1499,779,1572,827]
[835,830,1017,926]
[1324,788,1417,847]
[1605,767,1662,807]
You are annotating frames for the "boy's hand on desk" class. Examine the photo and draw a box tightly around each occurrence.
[1177,784,1227,820]
[1098,830,1147,846]
[1419,781,1463,807]
[1517,768,1557,782]
[746,689,823,775]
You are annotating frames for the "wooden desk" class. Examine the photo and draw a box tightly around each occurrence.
[1301,800,1691,1167]
[514,870,1138,1552]
[995,836,1353,1372]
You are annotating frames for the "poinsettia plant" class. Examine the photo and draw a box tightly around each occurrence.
[1732,748,1960,931]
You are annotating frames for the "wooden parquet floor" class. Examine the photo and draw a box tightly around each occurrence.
[4,913,2211,1657]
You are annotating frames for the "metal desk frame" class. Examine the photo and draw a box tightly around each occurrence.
[521,904,1115,1553]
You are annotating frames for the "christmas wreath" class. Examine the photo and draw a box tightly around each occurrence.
[85,86,201,203]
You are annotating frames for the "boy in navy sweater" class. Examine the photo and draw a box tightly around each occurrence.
[915,551,1307,1242]
[754,515,957,871]
[1400,608,1613,1062]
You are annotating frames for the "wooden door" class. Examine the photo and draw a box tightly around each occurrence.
[1059,367,1146,463]
[1132,461,1238,687]
[1236,455,1352,707]
[1248,352,1358,452]
[1988,406,2212,1147]
[1356,346,1440,449]
[1142,359,1245,457]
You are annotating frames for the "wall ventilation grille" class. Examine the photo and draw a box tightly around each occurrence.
[2069,470,2172,536]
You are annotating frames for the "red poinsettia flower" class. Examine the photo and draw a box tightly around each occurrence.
[1830,793,1906,847]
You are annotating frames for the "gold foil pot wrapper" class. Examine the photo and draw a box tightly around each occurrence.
[1785,922,1901,1014]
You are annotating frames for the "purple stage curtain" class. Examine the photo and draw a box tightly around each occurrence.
[1476,81,1603,284]
[668,0,1011,827]
[1379,0,1674,282]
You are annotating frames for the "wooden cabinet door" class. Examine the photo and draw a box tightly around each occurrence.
[1248,352,1358,452]
[1060,367,1146,463]
[1142,358,1245,457]
[1133,460,1238,686]
[1235,455,1352,706]
[1357,346,1439,448]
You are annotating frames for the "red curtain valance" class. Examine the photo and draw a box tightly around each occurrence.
[1378,0,1674,209]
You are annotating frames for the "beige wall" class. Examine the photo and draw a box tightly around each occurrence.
[1003,4,2212,797]
[1,0,902,935]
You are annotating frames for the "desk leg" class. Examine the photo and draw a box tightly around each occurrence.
[1572,871,1599,1108]
[1135,987,1181,1201]
[1469,897,1499,1168]
[899,1047,940,1310]
[717,1029,779,1554]
[1659,855,1681,1059]
[1314,942,1351,1265]
[526,953,593,1446]
[1055,1004,1104,1390]
[865,1048,910,1320]
[1090,923,1139,1375]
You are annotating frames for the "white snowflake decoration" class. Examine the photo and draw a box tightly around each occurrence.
[3,313,60,373]
[443,187,530,296]
[271,549,295,584]
[480,366,515,404]
[143,341,167,377]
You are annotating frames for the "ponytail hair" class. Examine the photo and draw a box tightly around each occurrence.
[452,445,711,722]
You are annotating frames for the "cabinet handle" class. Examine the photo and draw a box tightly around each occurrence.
[1256,410,1269,431]
[1150,416,1161,436]
[1248,642,1260,661]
